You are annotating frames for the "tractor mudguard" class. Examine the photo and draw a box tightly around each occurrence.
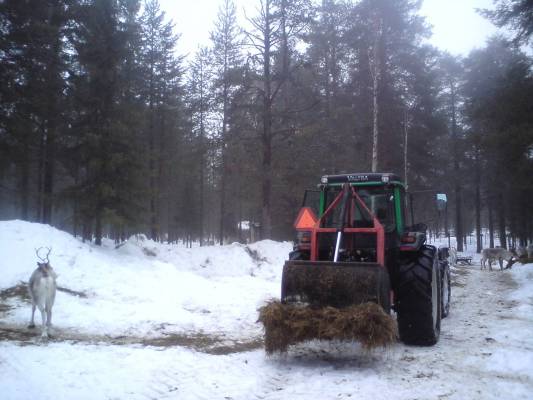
[281,260,391,312]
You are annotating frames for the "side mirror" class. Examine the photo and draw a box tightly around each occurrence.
[436,193,447,212]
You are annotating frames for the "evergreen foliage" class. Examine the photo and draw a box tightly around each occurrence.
[0,0,531,247]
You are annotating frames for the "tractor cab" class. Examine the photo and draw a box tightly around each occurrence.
[292,173,410,264]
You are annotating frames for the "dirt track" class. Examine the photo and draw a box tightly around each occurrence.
[0,283,262,354]
[1,263,532,400]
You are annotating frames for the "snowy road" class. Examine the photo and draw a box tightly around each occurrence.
[1,221,532,400]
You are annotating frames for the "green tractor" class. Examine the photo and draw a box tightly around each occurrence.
[282,172,451,345]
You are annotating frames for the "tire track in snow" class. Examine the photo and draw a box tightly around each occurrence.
[134,262,533,400]
[199,262,533,400]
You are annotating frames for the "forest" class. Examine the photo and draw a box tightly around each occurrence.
[0,0,532,252]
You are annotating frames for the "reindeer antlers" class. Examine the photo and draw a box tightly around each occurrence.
[35,247,52,263]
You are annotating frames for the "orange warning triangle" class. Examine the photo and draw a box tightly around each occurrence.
[294,207,318,230]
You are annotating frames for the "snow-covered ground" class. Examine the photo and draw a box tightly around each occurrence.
[1,220,532,399]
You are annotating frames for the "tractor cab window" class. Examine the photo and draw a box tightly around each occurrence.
[323,187,342,226]
[322,185,396,232]
[301,189,321,216]
[356,187,396,232]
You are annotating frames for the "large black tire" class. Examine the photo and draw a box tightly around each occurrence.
[441,261,451,318]
[396,245,442,346]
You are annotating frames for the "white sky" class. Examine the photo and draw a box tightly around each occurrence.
[419,0,498,55]
[159,0,500,58]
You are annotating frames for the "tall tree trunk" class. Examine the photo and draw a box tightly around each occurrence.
[82,216,91,243]
[369,15,382,173]
[261,0,273,239]
[19,150,30,221]
[149,122,157,240]
[199,120,205,247]
[219,146,227,245]
[73,168,80,238]
[17,132,31,221]
[454,179,463,251]
[370,61,379,170]
[148,49,158,240]
[237,164,243,242]
[42,129,55,224]
[497,192,506,248]
[37,128,45,222]
[450,81,463,251]
[403,107,409,189]
[159,105,166,239]
[95,207,102,245]
[42,24,62,225]
[219,84,229,245]
[488,195,494,248]
[475,149,482,253]
[262,129,272,239]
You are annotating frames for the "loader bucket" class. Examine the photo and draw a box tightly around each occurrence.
[281,260,391,312]
[257,260,396,353]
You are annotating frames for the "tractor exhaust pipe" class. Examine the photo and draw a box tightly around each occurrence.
[333,183,351,263]
[333,231,342,262]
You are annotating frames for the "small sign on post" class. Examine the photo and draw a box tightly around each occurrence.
[436,193,447,212]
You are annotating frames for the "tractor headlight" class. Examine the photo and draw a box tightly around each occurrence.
[381,174,390,183]
[320,176,328,184]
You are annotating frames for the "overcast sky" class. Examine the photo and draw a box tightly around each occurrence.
[158,0,500,58]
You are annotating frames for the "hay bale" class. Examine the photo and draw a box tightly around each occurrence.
[258,300,397,354]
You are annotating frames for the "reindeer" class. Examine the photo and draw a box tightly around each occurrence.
[516,246,527,259]
[28,247,57,338]
[514,244,533,260]
[480,247,516,271]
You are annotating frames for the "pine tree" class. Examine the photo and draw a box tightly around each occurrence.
[0,0,70,223]
[69,0,144,245]
[187,47,214,245]
[210,0,242,244]
[244,0,312,239]
[438,53,465,251]
[481,0,533,46]
[463,38,533,246]
[139,0,184,240]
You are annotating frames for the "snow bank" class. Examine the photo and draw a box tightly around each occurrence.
[477,262,533,383]
[508,262,533,305]
[0,220,292,339]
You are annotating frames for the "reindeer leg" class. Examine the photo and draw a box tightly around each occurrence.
[46,308,53,338]
[40,307,48,339]
[28,304,36,329]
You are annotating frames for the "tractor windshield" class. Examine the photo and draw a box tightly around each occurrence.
[323,186,396,232]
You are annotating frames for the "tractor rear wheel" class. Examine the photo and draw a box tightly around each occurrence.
[396,245,441,346]
[441,262,451,318]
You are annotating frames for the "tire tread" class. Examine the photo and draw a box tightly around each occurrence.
[396,246,441,346]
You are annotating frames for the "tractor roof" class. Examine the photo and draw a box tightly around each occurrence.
[321,173,404,186]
